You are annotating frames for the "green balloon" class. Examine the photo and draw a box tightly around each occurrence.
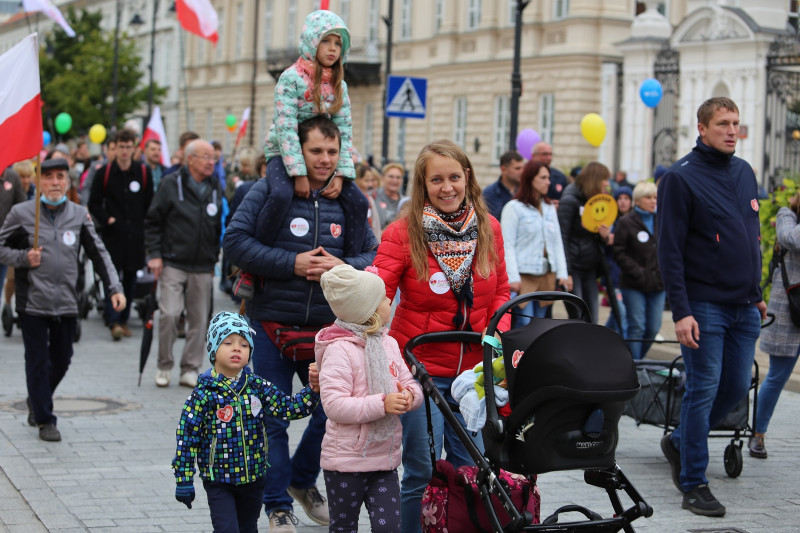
[55,112,72,134]
[225,114,237,128]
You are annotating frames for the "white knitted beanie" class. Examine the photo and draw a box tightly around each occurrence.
[320,264,386,324]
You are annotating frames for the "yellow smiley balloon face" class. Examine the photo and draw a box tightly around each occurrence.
[581,194,618,233]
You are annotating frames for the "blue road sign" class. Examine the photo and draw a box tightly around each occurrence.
[386,75,427,119]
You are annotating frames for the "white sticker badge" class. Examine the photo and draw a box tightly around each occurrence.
[3,181,11,191]
[250,395,262,417]
[62,230,76,246]
[129,181,141,193]
[637,231,649,243]
[206,203,218,217]
[290,217,310,237]
[429,272,451,294]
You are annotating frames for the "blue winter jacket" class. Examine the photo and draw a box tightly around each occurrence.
[223,177,378,325]
[656,138,762,323]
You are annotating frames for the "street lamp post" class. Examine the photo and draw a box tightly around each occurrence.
[111,0,122,128]
[509,0,529,151]
[380,0,394,166]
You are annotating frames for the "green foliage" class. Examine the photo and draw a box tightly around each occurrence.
[760,176,799,302]
[39,7,167,133]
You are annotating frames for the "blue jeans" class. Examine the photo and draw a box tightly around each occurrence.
[512,299,548,328]
[755,350,800,434]
[400,376,484,533]
[0,263,6,292]
[621,289,665,360]
[604,288,627,338]
[669,300,760,492]
[571,269,599,323]
[250,320,327,515]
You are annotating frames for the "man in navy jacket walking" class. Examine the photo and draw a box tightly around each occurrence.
[657,97,767,517]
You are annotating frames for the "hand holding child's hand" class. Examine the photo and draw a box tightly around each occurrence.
[175,482,195,509]
[294,176,310,199]
[308,362,320,393]
[321,175,343,199]
[384,382,411,415]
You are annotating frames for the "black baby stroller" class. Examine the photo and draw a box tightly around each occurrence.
[404,292,652,532]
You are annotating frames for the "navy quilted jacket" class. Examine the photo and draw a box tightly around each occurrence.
[172,367,318,485]
[223,177,378,325]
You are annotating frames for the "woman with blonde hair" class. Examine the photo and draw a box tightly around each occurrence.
[557,161,612,322]
[373,140,510,533]
[612,181,664,359]
[375,162,405,229]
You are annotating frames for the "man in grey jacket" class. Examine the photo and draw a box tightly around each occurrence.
[145,139,223,389]
[0,158,125,442]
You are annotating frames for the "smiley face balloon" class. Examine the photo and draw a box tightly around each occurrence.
[581,194,618,233]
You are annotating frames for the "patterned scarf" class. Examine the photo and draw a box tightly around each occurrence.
[422,202,478,329]
[334,319,398,445]
[295,58,333,113]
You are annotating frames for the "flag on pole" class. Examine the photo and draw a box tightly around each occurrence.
[176,0,219,44]
[0,34,42,173]
[140,107,171,167]
[235,107,250,147]
[22,0,76,37]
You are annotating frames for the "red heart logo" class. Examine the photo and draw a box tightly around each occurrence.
[512,350,524,368]
[389,361,399,378]
[751,199,759,212]
[216,405,234,423]
[330,224,342,238]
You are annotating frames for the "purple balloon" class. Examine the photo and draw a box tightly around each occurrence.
[515,129,541,158]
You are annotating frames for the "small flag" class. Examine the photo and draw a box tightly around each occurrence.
[22,0,76,37]
[235,107,250,146]
[139,107,171,167]
[0,34,43,173]
[176,0,219,44]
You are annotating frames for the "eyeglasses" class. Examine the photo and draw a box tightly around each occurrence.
[191,154,216,161]
[536,152,553,157]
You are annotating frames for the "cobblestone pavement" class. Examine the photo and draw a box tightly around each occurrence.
[0,288,798,532]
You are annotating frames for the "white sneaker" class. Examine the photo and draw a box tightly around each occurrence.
[655,333,665,342]
[179,371,198,388]
[155,370,170,387]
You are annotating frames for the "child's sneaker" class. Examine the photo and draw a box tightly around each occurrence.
[233,271,255,301]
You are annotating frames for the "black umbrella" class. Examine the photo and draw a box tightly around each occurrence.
[138,281,158,386]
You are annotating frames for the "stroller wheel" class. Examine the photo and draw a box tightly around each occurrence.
[724,442,743,478]
[2,303,13,337]
[73,320,82,343]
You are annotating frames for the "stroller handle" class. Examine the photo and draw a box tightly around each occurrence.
[487,291,592,335]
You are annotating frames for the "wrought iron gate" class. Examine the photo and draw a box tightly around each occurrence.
[765,33,800,191]
[652,43,680,171]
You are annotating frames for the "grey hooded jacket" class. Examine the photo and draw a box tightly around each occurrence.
[0,199,121,316]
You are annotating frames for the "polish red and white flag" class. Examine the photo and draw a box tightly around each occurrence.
[140,106,171,167]
[235,107,250,147]
[0,34,42,173]
[176,0,219,44]
[21,0,76,37]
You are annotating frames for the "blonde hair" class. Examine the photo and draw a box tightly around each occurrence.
[13,160,34,176]
[382,163,404,176]
[575,162,610,198]
[313,32,345,115]
[237,147,258,173]
[633,181,657,204]
[405,140,497,280]
[363,311,384,335]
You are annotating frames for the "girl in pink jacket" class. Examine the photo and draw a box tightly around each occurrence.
[316,264,423,533]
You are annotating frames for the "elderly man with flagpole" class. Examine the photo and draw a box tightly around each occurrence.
[0,34,125,442]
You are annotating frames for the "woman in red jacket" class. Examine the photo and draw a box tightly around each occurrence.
[373,139,511,533]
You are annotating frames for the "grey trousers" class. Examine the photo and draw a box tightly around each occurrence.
[156,265,212,374]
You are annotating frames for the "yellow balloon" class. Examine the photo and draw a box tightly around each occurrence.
[580,113,606,147]
[89,124,107,145]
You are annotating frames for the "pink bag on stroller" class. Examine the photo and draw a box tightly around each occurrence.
[421,459,540,532]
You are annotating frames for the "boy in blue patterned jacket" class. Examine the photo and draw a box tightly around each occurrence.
[172,311,320,531]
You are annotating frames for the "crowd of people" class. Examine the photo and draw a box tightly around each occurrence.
[0,5,795,531]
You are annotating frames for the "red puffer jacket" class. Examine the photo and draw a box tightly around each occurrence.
[373,217,511,378]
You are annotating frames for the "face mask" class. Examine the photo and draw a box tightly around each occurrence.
[41,195,68,206]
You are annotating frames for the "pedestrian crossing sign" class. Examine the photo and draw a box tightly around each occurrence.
[385,76,427,119]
